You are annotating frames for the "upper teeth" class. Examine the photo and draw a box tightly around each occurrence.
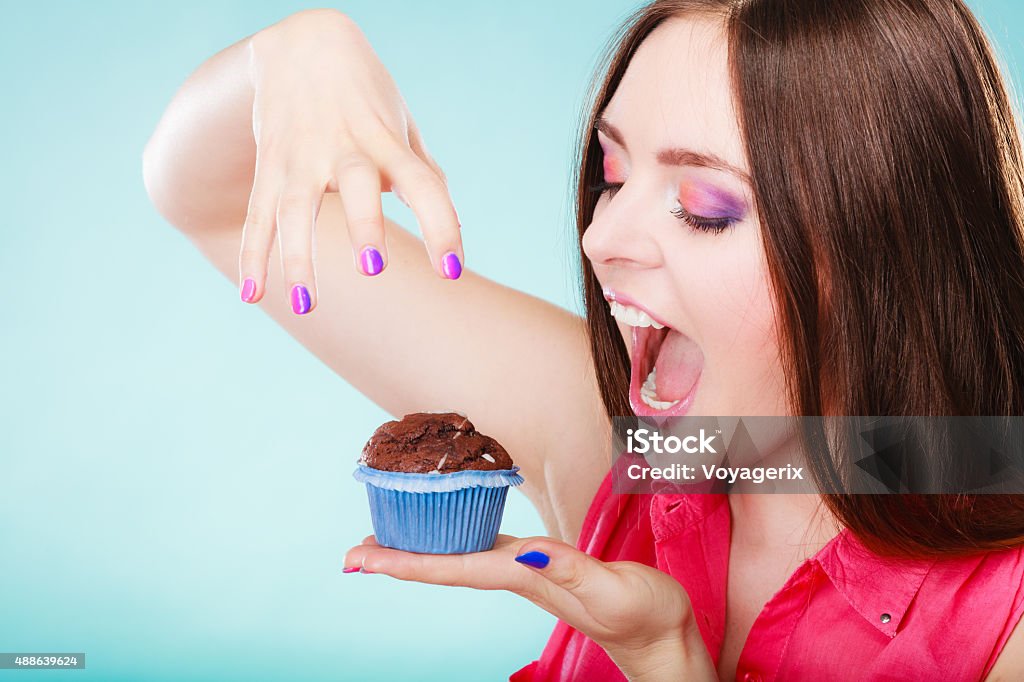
[609,300,665,328]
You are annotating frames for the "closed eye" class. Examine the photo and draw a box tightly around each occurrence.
[670,202,737,234]
[588,180,622,197]
[588,179,736,235]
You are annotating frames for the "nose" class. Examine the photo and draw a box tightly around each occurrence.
[580,185,663,270]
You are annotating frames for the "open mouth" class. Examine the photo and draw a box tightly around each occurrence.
[607,294,704,417]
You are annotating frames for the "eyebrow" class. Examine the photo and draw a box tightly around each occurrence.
[595,116,752,184]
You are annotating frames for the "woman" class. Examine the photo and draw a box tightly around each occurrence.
[143,1,1024,679]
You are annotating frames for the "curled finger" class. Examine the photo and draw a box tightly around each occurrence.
[379,145,463,280]
[276,185,319,315]
[335,152,387,276]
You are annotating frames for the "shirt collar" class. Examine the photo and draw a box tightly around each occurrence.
[650,492,936,638]
[816,527,936,638]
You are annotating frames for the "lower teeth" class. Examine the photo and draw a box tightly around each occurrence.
[639,368,681,410]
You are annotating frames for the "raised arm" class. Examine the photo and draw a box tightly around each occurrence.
[141,8,610,543]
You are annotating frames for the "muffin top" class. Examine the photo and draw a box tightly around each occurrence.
[359,412,514,474]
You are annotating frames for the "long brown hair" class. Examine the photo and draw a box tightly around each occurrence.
[574,0,1024,558]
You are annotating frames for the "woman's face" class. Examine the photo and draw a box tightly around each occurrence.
[582,15,789,418]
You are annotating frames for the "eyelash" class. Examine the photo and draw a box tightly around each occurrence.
[587,180,736,234]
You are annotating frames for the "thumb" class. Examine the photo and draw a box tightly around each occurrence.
[513,539,618,601]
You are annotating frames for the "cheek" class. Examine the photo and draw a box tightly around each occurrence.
[700,267,777,358]
[687,234,788,413]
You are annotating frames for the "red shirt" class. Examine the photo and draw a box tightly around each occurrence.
[511,469,1024,681]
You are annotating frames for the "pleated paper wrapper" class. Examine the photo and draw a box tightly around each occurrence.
[353,465,524,554]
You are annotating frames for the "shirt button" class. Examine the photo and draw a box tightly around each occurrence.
[880,613,892,624]
[742,673,764,682]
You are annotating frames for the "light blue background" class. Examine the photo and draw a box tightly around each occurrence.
[0,1,1021,680]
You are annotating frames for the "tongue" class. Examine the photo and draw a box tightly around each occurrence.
[653,330,704,401]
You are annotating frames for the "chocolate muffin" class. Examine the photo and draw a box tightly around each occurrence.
[352,411,524,554]
[359,412,514,474]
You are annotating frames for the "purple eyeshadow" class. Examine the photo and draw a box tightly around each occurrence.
[679,181,746,219]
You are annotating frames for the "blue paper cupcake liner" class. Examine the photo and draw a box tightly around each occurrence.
[353,465,523,554]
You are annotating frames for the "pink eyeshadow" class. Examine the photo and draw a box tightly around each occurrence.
[603,155,625,182]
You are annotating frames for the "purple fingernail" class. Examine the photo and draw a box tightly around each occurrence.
[342,567,360,574]
[240,277,257,303]
[359,246,384,276]
[291,284,311,315]
[441,252,462,280]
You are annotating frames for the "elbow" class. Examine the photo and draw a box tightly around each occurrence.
[290,7,353,27]
[142,133,180,231]
[142,131,200,235]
